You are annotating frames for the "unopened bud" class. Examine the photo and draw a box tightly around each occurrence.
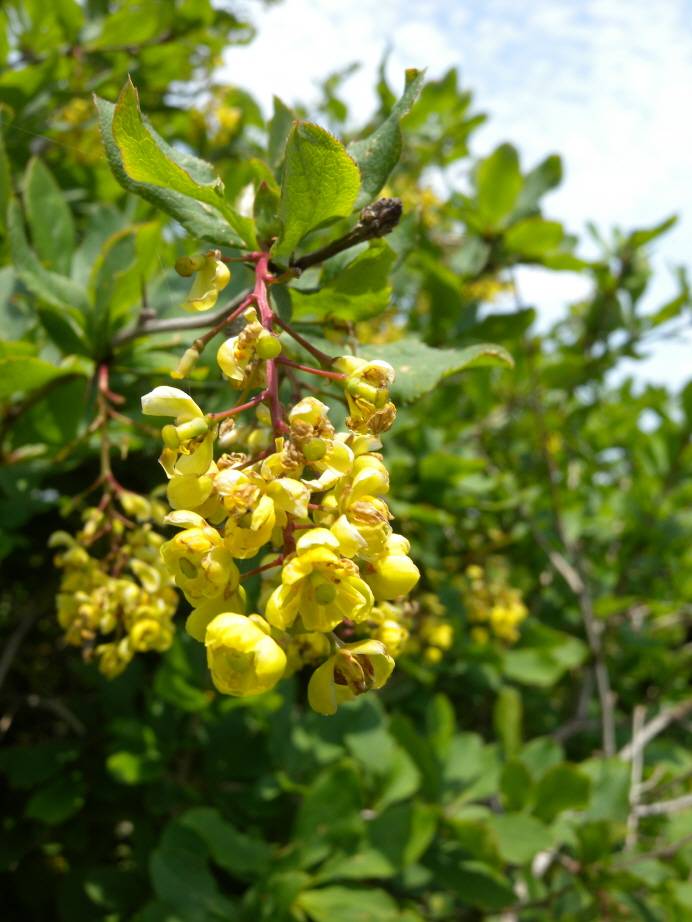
[175,254,206,277]
[347,379,379,402]
[302,437,327,461]
[255,404,272,426]
[175,417,209,441]
[256,331,282,359]
[171,346,201,380]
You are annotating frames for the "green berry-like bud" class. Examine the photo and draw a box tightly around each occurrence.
[175,254,206,277]
[256,331,282,359]
[162,425,180,449]
[175,417,209,441]
[302,437,327,461]
[314,582,337,605]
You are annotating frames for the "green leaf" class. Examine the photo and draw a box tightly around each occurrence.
[368,801,437,868]
[504,218,564,257]
[23,157,76,274]
[267,95,295,168]
[349,68,425,207]
[295,761,364,850]
[298,886,401,922]
[7,198,90,314]
[581,757,631,823]
[474,143,523,230]
[493,686,522,758]
[25,773,85,825]
[150,823,234,921]
[438,859,515,910]
[106,750,162,786]
[291,241,395,321]
[499,759,534,811]
[514,154,563,217]
[95,96,246,248]
[0,356,83,400]
[272,121,361,260]
[0,121,11,233]
[358,337,514,403]
[503,624,588,687]
[179,807,271,880]
[314,848,395,883]
[253,180,281,246]
[113,77,225,206]
[533,763,591,822]
[486,813,553,864]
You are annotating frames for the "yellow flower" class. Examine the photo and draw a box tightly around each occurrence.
[330,496,392,559]
[141,386,215,478]
[161,511,239,605]
[334,356,397,434]
[266,529,374,632]
[185,587,248,642]
[215,468,309,559]
[216,307,265,387]
[374,618,409,656]
[307,639,394,715]
[205,613,286,696]
[181,252,231,312]
[365,534,420,600]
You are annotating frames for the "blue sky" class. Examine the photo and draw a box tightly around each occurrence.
[224,0,691,386]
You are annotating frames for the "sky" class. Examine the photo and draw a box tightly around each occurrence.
[223,0,691,387]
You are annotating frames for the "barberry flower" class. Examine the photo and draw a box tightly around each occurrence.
[205,613,286,696]
[307,639,394,715]
[265,528,374,632]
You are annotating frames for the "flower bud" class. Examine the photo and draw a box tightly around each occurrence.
[255,331,282,359]
[175,417,209,442]
[175,254,207,277]
[171,346,201,380]
[302,437,327,461]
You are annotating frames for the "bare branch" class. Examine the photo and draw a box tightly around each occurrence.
[619,699,692,761]
[112,289,252,347]
[634,793,692,818]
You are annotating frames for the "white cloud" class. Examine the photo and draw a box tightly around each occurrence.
[223,0,692,387]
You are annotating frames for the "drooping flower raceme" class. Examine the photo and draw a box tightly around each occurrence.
[138,254,424,715]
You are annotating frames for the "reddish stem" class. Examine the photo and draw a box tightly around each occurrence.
[97,363,125,405]
[272,314,335,367]
[253,253,288,435]
[241,556,284,581]
[277,356,346,381]
[209,392,267,421]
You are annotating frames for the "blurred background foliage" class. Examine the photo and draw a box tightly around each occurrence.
[0,1,691,919]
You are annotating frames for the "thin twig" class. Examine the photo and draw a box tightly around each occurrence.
[634,793,692,818]
[289,198,402,272]
[626,704,646,848]
[112,289,252,347]
[619,699,692,761]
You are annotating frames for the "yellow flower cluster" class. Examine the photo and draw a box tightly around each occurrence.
[370,594,454,664]
[142,333,420,715]
[50,498,177,678]
[463,563,528,645]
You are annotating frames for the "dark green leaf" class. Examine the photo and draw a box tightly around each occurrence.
[359,337,514,403]
[272,121,361,260]
[533,763,591,822]
[349,68,425,207]
[23,157,75,273]
[291,241,395,321]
